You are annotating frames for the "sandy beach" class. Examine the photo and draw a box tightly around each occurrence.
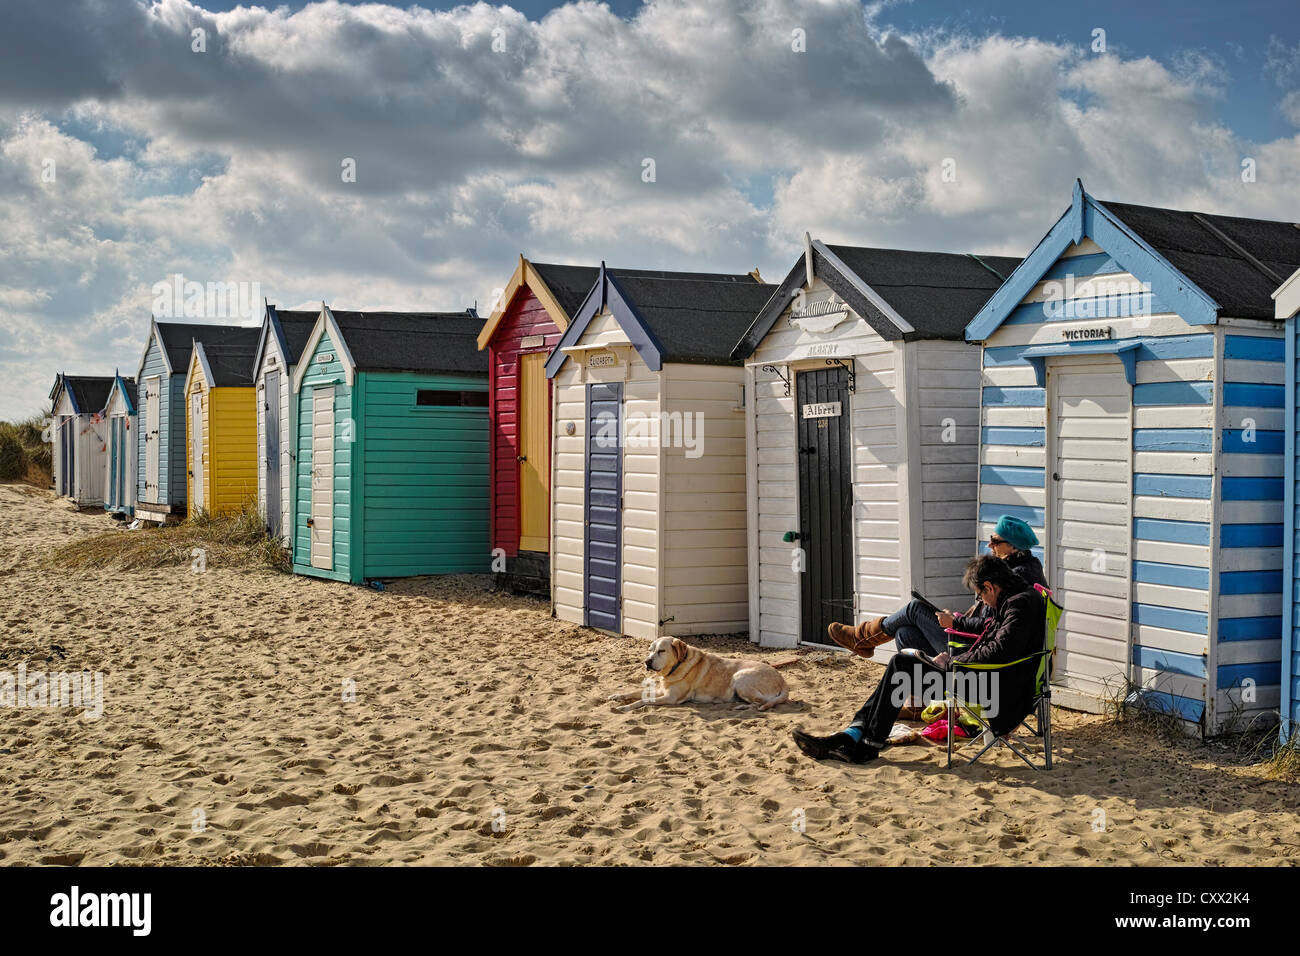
[1,481,1297,866]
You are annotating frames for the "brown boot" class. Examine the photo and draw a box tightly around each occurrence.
[827,617,890,658]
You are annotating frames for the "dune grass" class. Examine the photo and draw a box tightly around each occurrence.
[47,503,291,573]
[0,412,53,488]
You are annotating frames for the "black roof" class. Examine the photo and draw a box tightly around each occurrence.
[530,261,764,322]
[530,263,599,318]
[56,375,115,414]
[330,310,488,375]
[733,245,1018,357]
[155,322,260,375]
[197,327,262,387]
[608,271,776,365]
[272,309,321,365]
[1099,199,1300,320]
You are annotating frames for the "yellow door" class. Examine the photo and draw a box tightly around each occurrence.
[519,352,550,552]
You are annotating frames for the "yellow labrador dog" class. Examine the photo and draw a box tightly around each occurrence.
[609,637,790,712]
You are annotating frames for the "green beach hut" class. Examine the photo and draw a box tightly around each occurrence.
[290,305,489,584]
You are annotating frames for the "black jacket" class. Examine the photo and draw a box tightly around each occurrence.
[951,580,1045,734]
[953,551,1046,633]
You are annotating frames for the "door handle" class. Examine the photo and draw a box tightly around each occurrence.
[516,455,527,462]
[1052,472,1060,481]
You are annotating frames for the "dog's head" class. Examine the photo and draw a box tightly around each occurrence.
[645,637,689,673]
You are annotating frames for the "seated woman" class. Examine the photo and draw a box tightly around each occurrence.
[793,553,1045,764]
[827,515,1045,658]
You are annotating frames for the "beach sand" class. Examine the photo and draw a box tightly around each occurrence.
[1,482,1297,866]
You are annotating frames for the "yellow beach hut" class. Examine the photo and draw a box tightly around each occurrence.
[183,329,261,518]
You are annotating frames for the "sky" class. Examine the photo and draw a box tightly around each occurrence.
[1,0,1298,420]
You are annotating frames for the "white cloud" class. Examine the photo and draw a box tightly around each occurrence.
[0,0,1298,420]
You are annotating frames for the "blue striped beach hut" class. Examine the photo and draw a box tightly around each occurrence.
[1276,267,1300,740]
[966,181,1300,734]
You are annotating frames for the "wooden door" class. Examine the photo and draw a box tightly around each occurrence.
[264,371,282,539]
[144,377,160,499]
[584,382,622,631]
[1048,357,1132,698]
[310,386,335,571]
[796,367,854,645]
[190,392,204,511]
[518,352,550,553]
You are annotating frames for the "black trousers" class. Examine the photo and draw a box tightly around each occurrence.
[849,655,950,749]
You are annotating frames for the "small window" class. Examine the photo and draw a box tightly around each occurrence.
[416,389,488,407]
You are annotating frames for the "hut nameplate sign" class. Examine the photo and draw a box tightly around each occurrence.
[520,334,546,349]
[1061,326,1114,341]
[802,401,842,419]
[317,353,334,364]
[588,352,617,368]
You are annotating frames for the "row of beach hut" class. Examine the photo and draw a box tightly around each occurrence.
[44,181,1300,738]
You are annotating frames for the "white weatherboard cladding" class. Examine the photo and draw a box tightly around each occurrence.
[659,362,748,635]
[256,337,294,546]
[745,278,981,648]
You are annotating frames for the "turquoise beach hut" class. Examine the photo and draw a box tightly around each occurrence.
[290,306,489,584]
[967,181,1300,735]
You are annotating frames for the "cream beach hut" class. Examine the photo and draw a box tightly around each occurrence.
[544,265,774,639]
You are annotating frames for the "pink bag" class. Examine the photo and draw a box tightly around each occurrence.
[919,718,969,742]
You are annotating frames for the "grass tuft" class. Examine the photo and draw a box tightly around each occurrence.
[47,501,290,573]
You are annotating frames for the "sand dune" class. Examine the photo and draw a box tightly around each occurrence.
[0,482,1297,866]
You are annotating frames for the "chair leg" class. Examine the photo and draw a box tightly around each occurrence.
[1042,698,1052,770]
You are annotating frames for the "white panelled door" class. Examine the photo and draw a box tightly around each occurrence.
[144,377,160,499]
[310,386,335,571]
[1047,356,1133,699]
[190,392,204,512]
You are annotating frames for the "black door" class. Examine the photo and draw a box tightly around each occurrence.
[796,367,853,645]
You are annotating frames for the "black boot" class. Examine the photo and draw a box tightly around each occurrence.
[792,729,861,763]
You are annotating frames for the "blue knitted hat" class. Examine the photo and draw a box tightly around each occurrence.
[994,515,1038,551]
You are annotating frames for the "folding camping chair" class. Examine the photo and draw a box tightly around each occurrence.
[944,584,1061,770]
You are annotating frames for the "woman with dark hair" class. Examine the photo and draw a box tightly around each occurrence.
[793,553,1045,765]
[827,515,1045,658]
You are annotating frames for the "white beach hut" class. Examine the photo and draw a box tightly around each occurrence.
[544,265,774,639]
[730,237,1019,650]
[49,374,114,508]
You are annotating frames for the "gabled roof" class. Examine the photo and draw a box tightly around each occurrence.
[1275,266,1300,319]
[188,327,262,389]
[479,256,769,350]
[136,318,262,380]
[255,303,321,375]
[545,265,774,377]
[294,306,486,391]
[732,238,1019,358]
[966,180,1300,341]
[50,374,115,415]
[105,373,137,415]
[332,310,485,374]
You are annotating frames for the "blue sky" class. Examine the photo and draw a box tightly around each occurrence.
[0,0,1297,420]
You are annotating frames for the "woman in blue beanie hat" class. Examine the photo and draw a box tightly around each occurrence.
[827,514,1046,659]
